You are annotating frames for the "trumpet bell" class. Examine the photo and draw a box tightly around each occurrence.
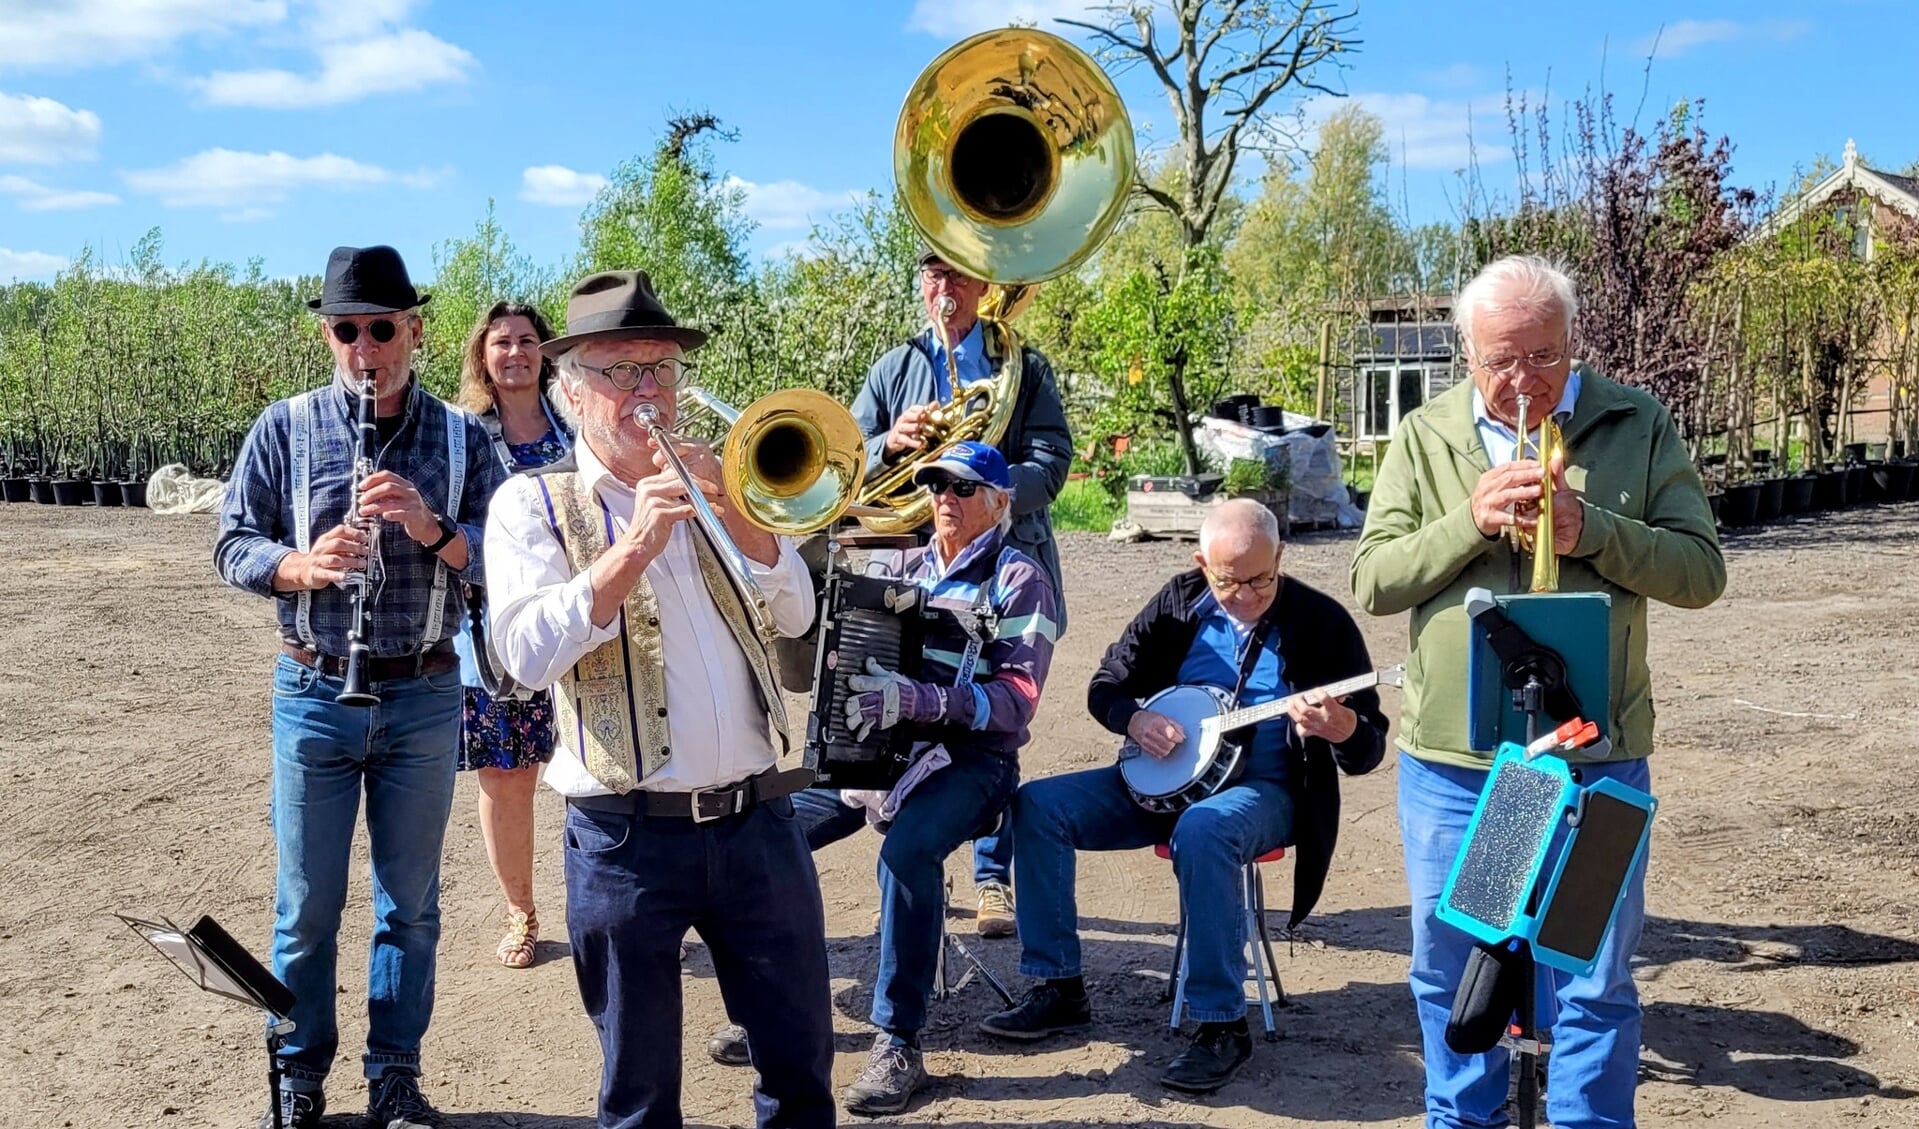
[722,388,866,536]
[896,27,1134,284]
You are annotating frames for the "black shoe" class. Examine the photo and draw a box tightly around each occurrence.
[1160,1021,1253,1094]
[256,1087,324,1129]
[977,982,1093,1041]
[366,1070,441,1129]
[841,1033,927,1116]
[707,1022,751,1066]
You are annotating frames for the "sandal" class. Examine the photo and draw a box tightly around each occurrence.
[497,909,538,969]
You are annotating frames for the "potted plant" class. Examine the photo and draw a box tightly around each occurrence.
[1221,456,1292,538]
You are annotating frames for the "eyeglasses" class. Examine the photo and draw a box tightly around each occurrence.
[573,357,692,392]
[923,476,984,498]
[1474,346,1566,376]
[1203,565,1279,596]
[920,266,971,288]
[329,318,399,345]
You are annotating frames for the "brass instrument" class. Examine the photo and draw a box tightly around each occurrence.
[858,27,1135,534]
[1508,394,1562,593]
[638,388,865,638]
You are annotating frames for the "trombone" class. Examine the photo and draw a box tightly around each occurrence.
[1508,393,1562,593]
[637,387,866,641]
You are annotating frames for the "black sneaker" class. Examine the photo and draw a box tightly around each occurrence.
[841,1033,926,1116]
[977,982,1093,1041]
[366,1070,441,1129]
[707,1022,750,1066]
[1160,1020,1253,1094]
[256,1086,324,1129]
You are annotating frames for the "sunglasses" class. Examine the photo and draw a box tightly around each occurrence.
[923,476,984,498]
[329,318,400,345]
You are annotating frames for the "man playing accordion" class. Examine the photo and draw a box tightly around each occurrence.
[979,499,1387,1094]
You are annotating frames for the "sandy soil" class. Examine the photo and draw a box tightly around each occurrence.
[2,502,1916,1129]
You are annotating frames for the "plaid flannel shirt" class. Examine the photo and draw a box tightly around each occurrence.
[214,378,506,658]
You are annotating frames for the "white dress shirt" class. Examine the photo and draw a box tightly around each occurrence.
[484,439,815,797]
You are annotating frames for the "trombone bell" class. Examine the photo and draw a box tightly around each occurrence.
[721,389,866,536]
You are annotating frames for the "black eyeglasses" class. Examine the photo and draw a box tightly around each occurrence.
[923,476,984,498]
[1203,565,1279,596]
[573,357,692,392]
[329,319,398,345]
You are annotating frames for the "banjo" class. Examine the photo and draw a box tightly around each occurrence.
[1118,665,1405,814]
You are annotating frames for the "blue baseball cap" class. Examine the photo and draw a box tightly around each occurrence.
[913,440,1011,491]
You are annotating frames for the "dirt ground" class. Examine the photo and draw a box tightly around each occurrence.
[2,501,1917,1129]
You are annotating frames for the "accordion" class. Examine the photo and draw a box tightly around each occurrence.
[803,570,938,790]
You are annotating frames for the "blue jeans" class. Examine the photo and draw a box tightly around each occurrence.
[972,807,1014,886]
[267,655,461,1087]
[804,786,1014,888]
[1013,765,1294,1022]
[566,793,834,1129]
[1399,751,1650,1129]
[791,751,1017,1036]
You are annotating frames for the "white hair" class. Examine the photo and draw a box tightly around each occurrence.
[1454,254,1578,355]
[988,485,1013,535]
[550,350,585,427]
[1199,497,1282,558]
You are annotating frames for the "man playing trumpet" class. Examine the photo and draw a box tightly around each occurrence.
[483,270,833,1129]
[215,244,505,1129]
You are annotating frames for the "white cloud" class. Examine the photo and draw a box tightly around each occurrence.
[0,0,284,69]
[905,0,1097,37]
[0,91,102,164]
[520,164,607,207]
[1633,18,1809,60]
[1309,92,1501,172]
[0,173,119,210]
[121,148,403,210]
[192,28,473,107]
[0,247,66,282]
[724,176,862,231]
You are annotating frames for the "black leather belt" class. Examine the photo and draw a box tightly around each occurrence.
[568,767,815,823]
[280,641,459,681]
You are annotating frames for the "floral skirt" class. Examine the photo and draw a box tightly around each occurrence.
[458,685,556,772]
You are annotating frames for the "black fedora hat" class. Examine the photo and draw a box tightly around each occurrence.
[540,269,708,356]
[307,245,429,315]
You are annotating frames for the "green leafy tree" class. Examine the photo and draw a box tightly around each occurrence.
[423,200,558,397]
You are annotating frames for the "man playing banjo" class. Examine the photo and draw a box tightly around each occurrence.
[977,498,1388,1094]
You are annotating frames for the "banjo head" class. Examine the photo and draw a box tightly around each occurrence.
[1120,683,1234,801]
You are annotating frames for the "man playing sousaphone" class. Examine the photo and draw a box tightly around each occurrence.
[977,499,1388,1094]
[482,270,834,1129]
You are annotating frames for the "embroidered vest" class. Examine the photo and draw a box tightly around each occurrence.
[540,472,789,792]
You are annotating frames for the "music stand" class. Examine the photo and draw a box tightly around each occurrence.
[117,913,297,1129]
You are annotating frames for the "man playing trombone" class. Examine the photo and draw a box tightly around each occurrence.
[214,245,505,1129]
[483,270,833,1129]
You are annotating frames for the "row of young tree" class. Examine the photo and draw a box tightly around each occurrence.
[3,0,1915,489]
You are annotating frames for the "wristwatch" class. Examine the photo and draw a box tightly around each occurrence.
[423,512,459,554]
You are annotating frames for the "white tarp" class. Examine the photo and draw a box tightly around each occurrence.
[145,464,227,515]
[1194,415,1366,529]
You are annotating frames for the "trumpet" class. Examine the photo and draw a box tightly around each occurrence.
[1508,394,1562,593]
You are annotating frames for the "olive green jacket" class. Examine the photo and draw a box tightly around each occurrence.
[1351,369,1725,768]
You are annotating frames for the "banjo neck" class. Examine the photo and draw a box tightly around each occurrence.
[1205,665,1405,734]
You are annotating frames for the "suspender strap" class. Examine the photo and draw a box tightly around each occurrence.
[289,389,319,648]
[420,405,465,650]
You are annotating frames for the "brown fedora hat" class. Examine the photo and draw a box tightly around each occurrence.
[540,269,708,357]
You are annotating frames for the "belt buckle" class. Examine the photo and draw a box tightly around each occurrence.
[689,784,745,824]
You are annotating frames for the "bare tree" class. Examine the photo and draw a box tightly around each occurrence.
[1062,1,1361,253]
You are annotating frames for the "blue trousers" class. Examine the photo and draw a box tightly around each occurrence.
[266,656,461,1087]
[565,793,835,1129]
[792,751,1017,1036]
[973,807,1014,886]
[1012,765,1294,1022]
[1400,752,1650,1129]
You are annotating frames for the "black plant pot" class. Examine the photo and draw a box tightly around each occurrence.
[1813,469,1848,510]
[1707,492,1723,526]
[1847,465,1872,504]
[29,477,55,504]
[1883,461,1917,504]
[92,481,123,507]
[1785,474,1817,515]
[1892,440,1908,460]
[1721,482,1762,527]
[1,477,29,503]
[51,479,88,506]
[1756,477,1785,523]
[119,480,148,508]
[1751,448,1773,473]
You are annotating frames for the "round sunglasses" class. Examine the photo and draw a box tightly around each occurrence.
[329,318,401,345]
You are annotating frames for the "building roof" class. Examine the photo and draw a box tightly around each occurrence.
[1755,139,1919,240]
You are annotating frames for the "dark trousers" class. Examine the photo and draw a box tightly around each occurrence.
[563,794,835,1129]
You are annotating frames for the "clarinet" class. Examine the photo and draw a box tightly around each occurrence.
[337,369,382,707]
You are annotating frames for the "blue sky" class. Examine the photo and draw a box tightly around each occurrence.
[1,0,1911,285]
